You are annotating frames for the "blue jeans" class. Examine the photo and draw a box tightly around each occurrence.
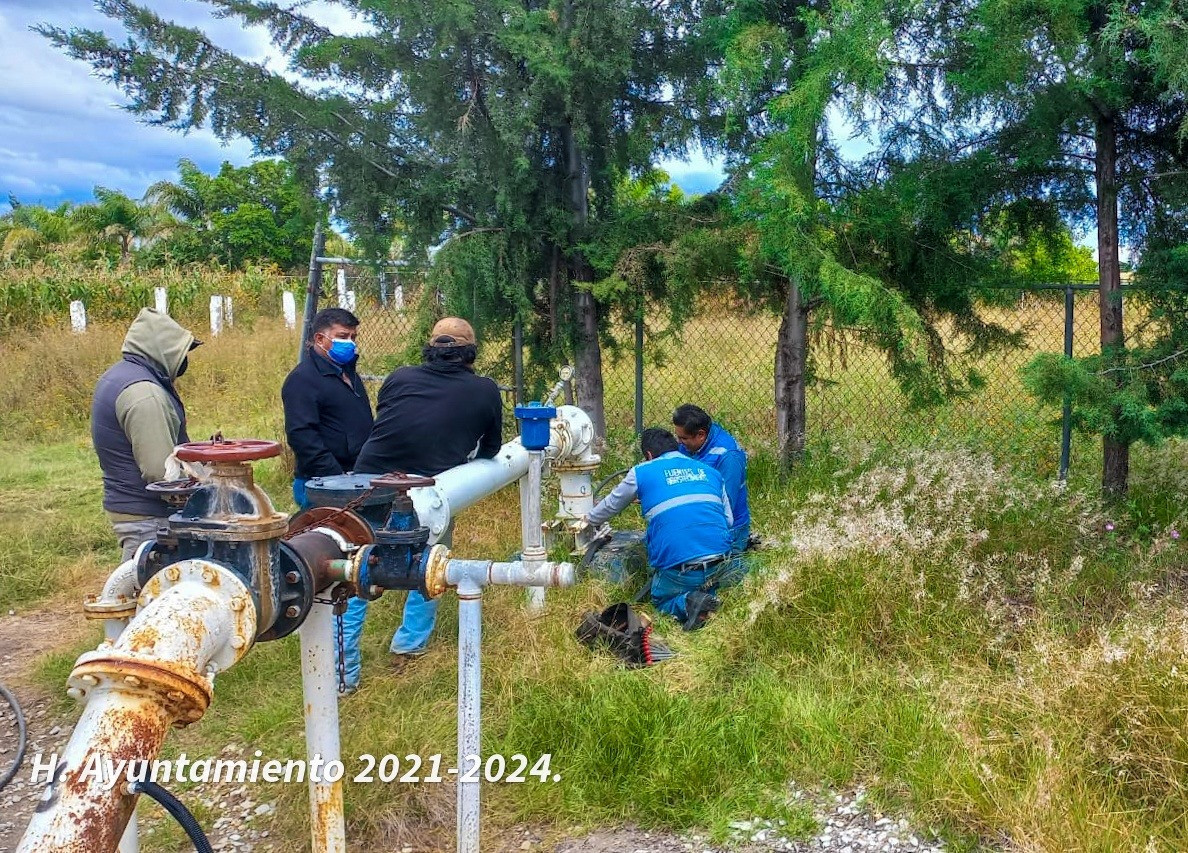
[649,554,750,623]
[334,525,453,689]
[292,478,309,510]
[730,522,751,554]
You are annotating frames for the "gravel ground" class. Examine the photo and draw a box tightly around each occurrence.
[551,786,954,853]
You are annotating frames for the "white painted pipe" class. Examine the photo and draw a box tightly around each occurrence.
[444,558,577,590]
[19,561,255,852]
[412,441,530,543]
[522,451,546,610]
[298,601,346,853]
[98,557,140,642]
[118,816,140,853]
[412,406,601,546]
[456,578,482,853]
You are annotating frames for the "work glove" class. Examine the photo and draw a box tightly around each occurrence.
[163,447,213,482]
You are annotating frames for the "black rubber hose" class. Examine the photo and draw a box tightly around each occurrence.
[0,681,28,792]
[592,466,632,499]
[131,779,215,853]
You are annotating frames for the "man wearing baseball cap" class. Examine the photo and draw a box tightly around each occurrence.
[344,317,503,690]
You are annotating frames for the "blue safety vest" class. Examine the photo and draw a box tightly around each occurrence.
[634,452,732,571]
[686,423,751,531]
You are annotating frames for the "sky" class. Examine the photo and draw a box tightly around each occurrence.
[0,0,725,216]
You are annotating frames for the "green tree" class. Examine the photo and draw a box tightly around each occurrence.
[72,186,173,265]
[936,0,1188,495]
[697,0,1030,464]
[42,1,703,436]
[0,199,77,264]
[145,159,315,269]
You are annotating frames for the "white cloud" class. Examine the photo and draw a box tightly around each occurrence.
[0,1,270,212]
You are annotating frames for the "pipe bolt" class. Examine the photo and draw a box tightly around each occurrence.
[231,636,246,649]
[285,605,300,618]
[124,675,142,687]
[167,691,185,702]
[165,566,181,582]
[66,687,84,701]
[285,571,300,583]
[230,597,245,611]
[81,675,99,686]
[201,568,215,583]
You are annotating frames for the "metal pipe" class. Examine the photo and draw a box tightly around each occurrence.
[522,451,546,609]
[634,309,644,437]
[298,601,346,853]
[443,557,577,590]
[1059,283,1075,480]
[411,406,601,542]
[411,442,531,542]
[300,220,326,362]
[19,560,256,852]
[456,577,482,853]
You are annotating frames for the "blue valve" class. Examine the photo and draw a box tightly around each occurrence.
[515,401,557,451]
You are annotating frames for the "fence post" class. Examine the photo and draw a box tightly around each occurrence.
[395,283,405,311]
[336,267,348,306]
[513,318,525,405]
[69,300,87,333]
[223,295,234,328]
[379,271,388,308]
[300,220,326,361]
[209,295,225,336]
[1058,284,1075,480]
[154,286,167,315]
[634,307,644,437]
[282,291,297,330]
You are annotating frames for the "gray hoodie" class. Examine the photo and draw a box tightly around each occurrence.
[92,308,196,519]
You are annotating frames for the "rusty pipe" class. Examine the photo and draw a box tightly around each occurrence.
[18,559,256,853]
[298,601,346,853]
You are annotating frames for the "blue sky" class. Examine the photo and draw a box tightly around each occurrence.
[0,0,725,216]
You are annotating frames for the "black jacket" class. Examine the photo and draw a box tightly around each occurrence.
[282,349,374,479]
[354,361,503,477]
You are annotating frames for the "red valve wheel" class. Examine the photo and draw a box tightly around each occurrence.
[175,438,282,463]
[369,471,436,490]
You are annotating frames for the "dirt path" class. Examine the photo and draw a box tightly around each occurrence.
[0,601,93,853]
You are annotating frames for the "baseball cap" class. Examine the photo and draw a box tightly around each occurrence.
[429,317,476,347]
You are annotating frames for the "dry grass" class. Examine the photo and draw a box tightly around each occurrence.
[8,311,1188,851]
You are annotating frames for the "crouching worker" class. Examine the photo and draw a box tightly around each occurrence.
[582,427,749,630]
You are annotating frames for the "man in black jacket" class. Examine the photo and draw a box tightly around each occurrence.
[343,317,503,689]
[282,307,374,509]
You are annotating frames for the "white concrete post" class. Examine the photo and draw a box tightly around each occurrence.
[223,295,234,327]
[69,300,87,333]
[209,295,224,336]
[153,287,167,315]
[344,289,356,312]
[282,291,297,330]
[336,267,347,306]
[394,284,405,310]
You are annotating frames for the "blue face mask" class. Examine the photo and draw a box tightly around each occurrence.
[327,338,357,365]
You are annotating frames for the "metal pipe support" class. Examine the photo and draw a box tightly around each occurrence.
[298,601,346,853]
[521,450,547,610]
[456,577,482,853]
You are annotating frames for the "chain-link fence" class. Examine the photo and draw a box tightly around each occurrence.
[306,265,1136,478]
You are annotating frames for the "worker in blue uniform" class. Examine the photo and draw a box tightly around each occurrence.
[671,404,751,553]
[583,428,747,629]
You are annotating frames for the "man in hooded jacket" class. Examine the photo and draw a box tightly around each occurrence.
[91,308,200,561]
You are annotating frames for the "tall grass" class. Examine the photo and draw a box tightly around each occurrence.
[8,315,1188,851]
[0,262,302,331]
